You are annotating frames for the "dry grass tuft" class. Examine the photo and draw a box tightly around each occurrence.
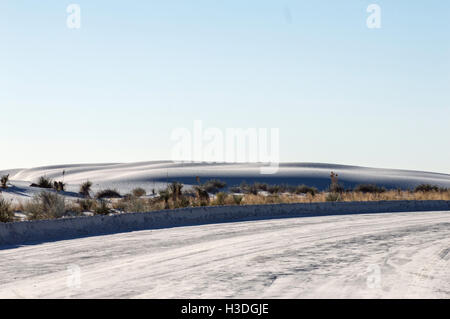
[0,197,14,222]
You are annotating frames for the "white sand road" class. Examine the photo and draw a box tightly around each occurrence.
[0,211,449,299]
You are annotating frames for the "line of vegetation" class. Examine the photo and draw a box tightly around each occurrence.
[0,173,449,223]
[30,176,66,192]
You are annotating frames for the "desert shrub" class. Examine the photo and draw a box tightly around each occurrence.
[111,198,127,211]
[96,189,121,199]
[203,179,227,194]
[158,189,170,209]
[254,183,268,191]
[295,185,318,196]
[414,184,440,192]
[0,198,14,222]
[132,187,146,198]
[354,184,386,193]
[248,184,258,195]
[173,196,190,209]
[64,202,83,215]
[79,181,93,198]
[238,182,258,194]
[232,195,244,205]
[125,197,147,212]
[1,174,9,189]
[240,182,273,194]
[94,200,111,215]
[77,198,95,211]
[265,195,283,204]
[113,194,163,212]
[214,192,228,206]
[26,192,66,220]
[326,192,342,202]
[240,181,249,192]
[282,184,296,193]
[267,185,281,194]
[194,185,210,205]
[31,176,53,189]
[229,186,241,193]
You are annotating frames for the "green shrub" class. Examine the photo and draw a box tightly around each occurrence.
[0,198,14,222]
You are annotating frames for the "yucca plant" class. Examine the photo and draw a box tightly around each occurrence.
[194,185,210,205]
[168,182,183,202]
[79,181,93,198]
[53,181,66,192]
[1,174,9,189]
[329,171,344,193]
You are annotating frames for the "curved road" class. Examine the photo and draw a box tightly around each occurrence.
[0,211,449,298]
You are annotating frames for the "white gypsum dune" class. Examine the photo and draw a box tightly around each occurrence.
[1,161,449,201]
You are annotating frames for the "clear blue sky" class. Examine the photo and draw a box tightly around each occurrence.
[1,1,449,173]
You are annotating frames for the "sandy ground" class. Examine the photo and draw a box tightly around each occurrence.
[0,210,449,299]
